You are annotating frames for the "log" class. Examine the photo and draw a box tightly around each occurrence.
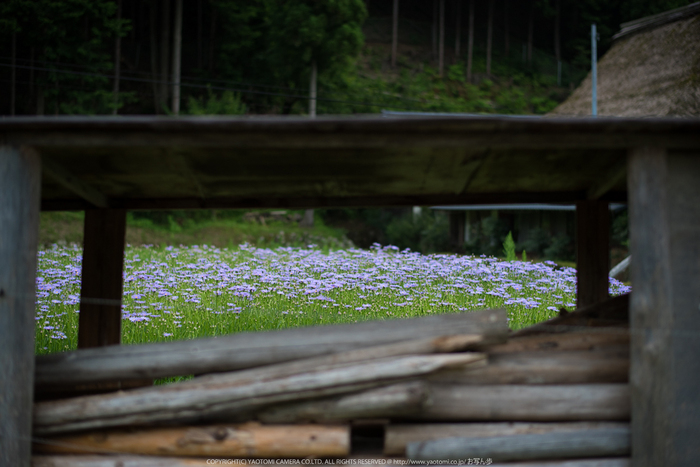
[410,384,630,421]
[429,349,628,385]
[385,422,629,456]
[32,457,212,467]
[486,329,629,354]
[35,309,506,387]
[407,426,630,461]
[34,353,485,435]
[512,294,629,337]
[35,423,349,458]
[257,381,430,423]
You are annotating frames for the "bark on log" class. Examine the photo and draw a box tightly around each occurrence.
[34,353,485,435]
[407,426,630,461]
[32,457,212,467]
[429,349,628,385]
[35,423,349,458]
[385,421,629,455]
[257,381,430,423]
[411,384,630,421]
[36,309,506,387]
[485,329,629,354]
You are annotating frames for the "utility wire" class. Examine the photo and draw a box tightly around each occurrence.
[0,62,422,112]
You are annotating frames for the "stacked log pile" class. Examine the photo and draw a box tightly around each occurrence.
[32,295,631,466]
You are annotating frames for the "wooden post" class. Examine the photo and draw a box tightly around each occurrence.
[78,210,127,348]
[576,200,609,309]
[391,0,399,67]
[0,145,41,467]
[628,147,700,465]
[449,211,466,251]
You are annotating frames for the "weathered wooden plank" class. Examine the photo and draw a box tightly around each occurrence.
[489,328,629,353]
[34,353,485,435]
[257,381,430,423]
[36,310,506,387]
[78,209,127,348]
[587,161,627,200]
[428,348,629,385]
[576,200,610,309]
[406,427,630,461]
[628,147,700,466]
[32,457,213,467]
[35,423,349,458]
[0,145,41,467]
[412,384,630,421]
[385,422,629,456]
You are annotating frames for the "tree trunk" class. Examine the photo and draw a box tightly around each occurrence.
[159,0,171,113]
[29,47,35,109]
[504,0,509,57]
[171,0,183,115]
[466,0,474,81]
[308,60,317,117]
[486,0,494,76]
[391,0,399,67]
[555,0,561,85]
[438,0,445,77]
[454,0,461,62]
[11,31,16,116]
[432,0,438,62]
[527,0,534,64]
[112,0,122,115]
[209,4,217,74]
[197,0,203,69]
[149,2,159,113]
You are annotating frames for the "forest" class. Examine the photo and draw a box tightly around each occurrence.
[1,0,695,117]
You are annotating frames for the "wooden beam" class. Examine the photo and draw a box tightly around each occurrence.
[36,310,506,387]
[628,147,700,466]
[406,426,630,462]
[36,423,350,458]
[78,209,127,348]
[587,161,627,199]
[41,157,109,208]
[0,145,41,467]
[576,200,610,308]
[385,422,629,456]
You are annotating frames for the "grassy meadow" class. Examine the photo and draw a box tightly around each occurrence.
[35,242,631,356]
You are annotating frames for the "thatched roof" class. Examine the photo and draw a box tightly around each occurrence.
[550,3,700,117]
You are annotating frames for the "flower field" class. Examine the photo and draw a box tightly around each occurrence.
[35,243,631,355]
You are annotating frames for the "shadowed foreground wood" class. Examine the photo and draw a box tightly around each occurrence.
[35,423,349,458]
[486,328,629,354]
[32,457,213,467]
[36,309,506,388]
[406,426,630,461]
[429,348,629,385]
[412,384,630,421]
[512,294,629,338]
[34,353,485,435]
[385,422,630,455]
[257,381,431,423]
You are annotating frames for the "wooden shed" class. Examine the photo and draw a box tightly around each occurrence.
[1,115,699,466]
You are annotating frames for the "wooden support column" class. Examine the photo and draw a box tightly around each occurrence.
[628,147,700,466]
[78,209,127,348]
[0,146,41,467]
[576,200,609,309]
[449,211,466,252]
